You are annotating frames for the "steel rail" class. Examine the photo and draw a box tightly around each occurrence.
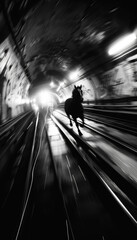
[53,113,137,197]
[14,112,40,240]
[0,111,33,136]
[84,106,137,124]
[0,115,35,176]
[57,110,137,154]
[51,115,137,229]
[84,113,137,136]
[15,109,72,239]
[45,117,76,240]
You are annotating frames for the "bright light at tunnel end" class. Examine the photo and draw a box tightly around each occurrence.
[30,89,60,109]
[108,32,137,56]
[37,90,53,106]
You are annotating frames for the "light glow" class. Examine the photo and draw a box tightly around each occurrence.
[108,32,136,56]
[32,102,39,112]
[68,68,80,81]
[37,90,53,106]
[50,81,56,88]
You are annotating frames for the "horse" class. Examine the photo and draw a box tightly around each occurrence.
[64,85,84,136]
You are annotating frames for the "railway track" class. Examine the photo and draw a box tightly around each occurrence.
[53,110,137,192]
[0,112,38,240]
[50,114,137,239]
[84,106,137,133]
[16,111,137,239]
[1,109,137,239]
[56,108,137,152]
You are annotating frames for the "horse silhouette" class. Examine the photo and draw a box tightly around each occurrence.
[64,85,84,136]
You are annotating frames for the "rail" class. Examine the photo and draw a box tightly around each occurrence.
[51,113,137,230]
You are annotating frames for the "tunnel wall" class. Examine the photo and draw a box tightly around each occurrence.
[0,37,30,123]
[99,56,137,99]
[58,51,137,104]
[58,77,96,102]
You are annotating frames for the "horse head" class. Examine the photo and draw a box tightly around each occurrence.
[72,85,83,103]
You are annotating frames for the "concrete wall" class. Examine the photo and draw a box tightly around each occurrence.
[0,37,30,123]
[97,57,137,99]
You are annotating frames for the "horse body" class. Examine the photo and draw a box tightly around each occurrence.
[64,85,84,135]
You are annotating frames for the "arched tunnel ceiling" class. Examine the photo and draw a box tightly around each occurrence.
[1,0,137,92]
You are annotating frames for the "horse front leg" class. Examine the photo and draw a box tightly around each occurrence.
[74,118,82,136]
[70,118,73,127]
[80,114,85,127]
[68,114,73,126]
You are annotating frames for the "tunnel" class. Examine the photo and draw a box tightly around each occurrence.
[0,0,137,239]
